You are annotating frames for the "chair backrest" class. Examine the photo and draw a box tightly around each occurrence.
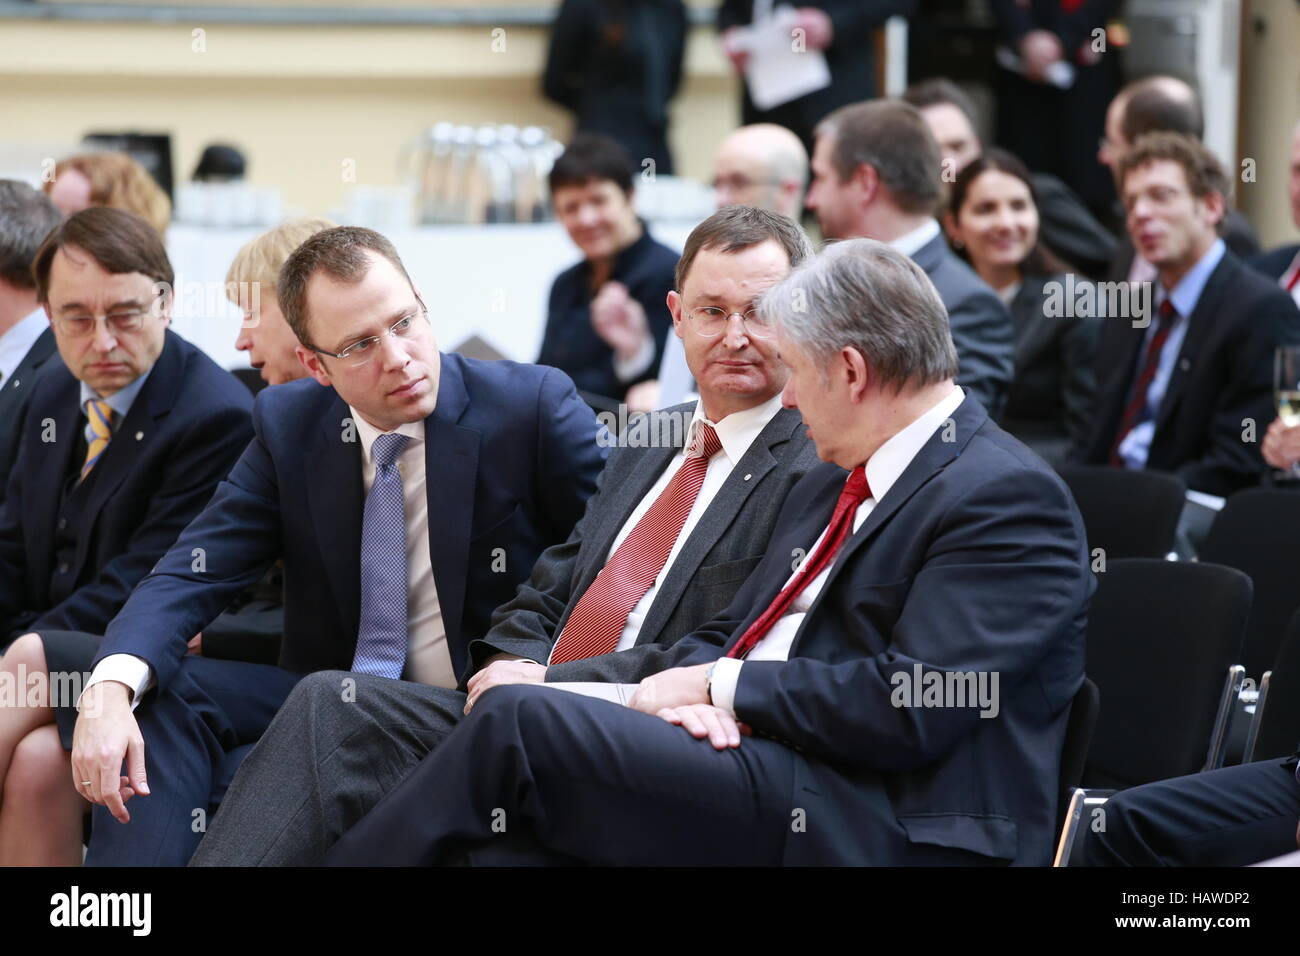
[1083,559,1251,789]
[1056,677,1100,830]
[1057,465,1186,560]
[1200,488,1300,678]
[1252,607,1300,761]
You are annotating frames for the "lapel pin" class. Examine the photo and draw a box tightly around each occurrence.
[743,473,752,481]
[135,431,144,440]
[1179,358,1190,371]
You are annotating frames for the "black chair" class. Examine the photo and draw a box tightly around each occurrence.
[1051,678,1100,866]
[1082,559,1249,789]
[1243,607,1300,762]
[1200,488,1300,680]
[1054,560,1251,865]
[1057,466,1186,560]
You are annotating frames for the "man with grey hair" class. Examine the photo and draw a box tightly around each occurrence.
[0,180,62,495]
[806,99,1014,417]
[323,238,1092,867]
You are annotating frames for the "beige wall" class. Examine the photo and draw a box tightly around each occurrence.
[0,11,739,217]
[1238,0,1300,249]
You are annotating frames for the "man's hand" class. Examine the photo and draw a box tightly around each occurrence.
[591,282,650,362]
[625,379,660,414]
[186,632,202,656]
[629,663,712,715]
[721,27,750,73]
[657,703,751,750]
[1019,29,1064,83]
[464,659,547,715]
[1263,417,1300,469]
[71,681,148,824]
[794,7,834,51]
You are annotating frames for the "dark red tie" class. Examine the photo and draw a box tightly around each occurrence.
[550,422,723,665]
[726,467,872,661]
[1110,298,1178,466]
[1283,252,1300,292]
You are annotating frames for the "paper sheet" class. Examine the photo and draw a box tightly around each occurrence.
[741,6,832,111]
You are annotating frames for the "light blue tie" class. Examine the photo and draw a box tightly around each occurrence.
[352,432,411,679]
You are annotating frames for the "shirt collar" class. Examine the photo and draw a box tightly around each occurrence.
[0,308,49,380]
[1161,238,1226,318]
[349,405,425,466]
[687,392,783,465]
[886,219,942,258]
[863,385,965,504]
[80,367,152,425]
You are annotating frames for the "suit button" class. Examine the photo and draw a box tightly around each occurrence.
[58,562,69,574]
[57,518,67,531]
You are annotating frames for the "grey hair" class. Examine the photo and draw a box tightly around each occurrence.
[761,238,959,393]
[0,180,61,290]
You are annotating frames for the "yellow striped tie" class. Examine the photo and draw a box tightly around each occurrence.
[81,399,114,481]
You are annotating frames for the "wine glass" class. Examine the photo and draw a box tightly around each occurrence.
[1273,346,1300,478]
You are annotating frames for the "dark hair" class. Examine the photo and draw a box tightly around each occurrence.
[815,100,942,215]
[948,148,1072,277]
[1118,132,1231,210]
[548,133,635,196]
[674,205,813,291]
[277,226,415,346]
[0,180,62,290]
[902,77,979,127]
[32,206,173,303]
[192,144,247,182]
[1122,78,1204,143]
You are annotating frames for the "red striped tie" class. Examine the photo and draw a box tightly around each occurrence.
[549,422,723,665]
[1110,298,1178,466]
[725,467,872,661]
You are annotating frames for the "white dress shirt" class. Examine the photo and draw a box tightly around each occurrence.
[0,308,48,385]
[84,404,455,709]
[549,393,783,660]
[887,219,942,258]
[709,386,966,715]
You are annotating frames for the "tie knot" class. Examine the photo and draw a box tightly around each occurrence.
[84,399,114,430]
[687,421,722,460]
[1158,298,1177,322]
[841,466,872,507]
[371,432,410,470]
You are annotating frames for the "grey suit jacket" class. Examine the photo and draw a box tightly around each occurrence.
[467,403,820,682]
[911,233,1014,419]
[0,327,58,503]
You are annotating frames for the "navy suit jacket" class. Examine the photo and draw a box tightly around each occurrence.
[94,353,608,693]
[0,329,253,640]
[1251,243,1300,283]
[0,325,58,502]
[662,394,1091,865]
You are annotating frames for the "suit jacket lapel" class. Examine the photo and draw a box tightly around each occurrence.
[635,407,798,645]
[29,373,81,583]
[306,394,364,641]
[0,327,55,422]
[1153,255,1233,435]
[789,396,985,657]
[423,355,479,676]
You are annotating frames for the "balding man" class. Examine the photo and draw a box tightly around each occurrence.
[632,125,811,411]
[1100,75,1260,280]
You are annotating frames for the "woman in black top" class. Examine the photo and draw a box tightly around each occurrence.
[945,148,1100,467]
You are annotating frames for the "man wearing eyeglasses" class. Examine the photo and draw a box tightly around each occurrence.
[68,226,608,866]
[188,205,822,866]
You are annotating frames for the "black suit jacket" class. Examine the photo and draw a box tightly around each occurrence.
[911,233,1015,417]
[0,325,58,501]
[0,330,253,640]
[1251,243,1300,283]
[469,404,820,681]
[658,394,1091,865]
[1031,172,1117,280]
[1077,250,1300,495]
[94,354,608,693]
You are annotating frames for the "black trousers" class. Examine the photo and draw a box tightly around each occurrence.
[1083,757,1300,866]
[323,684,801,866]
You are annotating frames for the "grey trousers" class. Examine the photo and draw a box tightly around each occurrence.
[189,670,465,866]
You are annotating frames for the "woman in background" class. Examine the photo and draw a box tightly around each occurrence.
[945,148,1100,467]
[44,152,171,236]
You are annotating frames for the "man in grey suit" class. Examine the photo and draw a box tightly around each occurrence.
[190,205,822,865]
[805,99,1014,418]
[0,181,63,499]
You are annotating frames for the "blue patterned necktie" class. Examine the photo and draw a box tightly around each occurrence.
[352,432,411,679]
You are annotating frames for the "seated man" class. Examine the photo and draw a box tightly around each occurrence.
[323,238,1092,867]
[69,226,608,866]
[0,206,253,864]
[191,205,823,866]
[1074,133,1300,496]
[1083,757,1300,867]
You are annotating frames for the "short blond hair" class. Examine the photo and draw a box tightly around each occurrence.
[225,218,336,303]
[46,152,172,236]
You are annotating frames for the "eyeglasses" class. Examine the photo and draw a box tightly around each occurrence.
[309,301,428,367]
[685,305,775,339]
[56,310,150,337]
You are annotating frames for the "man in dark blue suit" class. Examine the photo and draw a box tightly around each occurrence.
[324,238,1092,867]
[69,226,607,865]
